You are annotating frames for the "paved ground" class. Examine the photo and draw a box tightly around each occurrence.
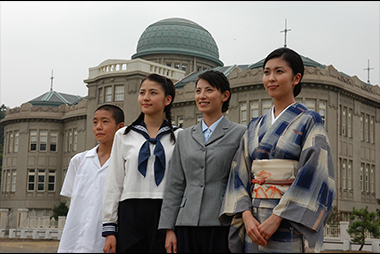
[0,238,59,253]
[0,237,373,253]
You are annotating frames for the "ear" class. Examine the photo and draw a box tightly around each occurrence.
[221,90,230,103]
[293,73,302,86]
[165,95,173,106]
[117,122,125,130]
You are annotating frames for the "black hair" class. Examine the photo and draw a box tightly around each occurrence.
[263,47,304,97]
[124,73,176,143]
[196,70,231,113]
[95,104,124,125]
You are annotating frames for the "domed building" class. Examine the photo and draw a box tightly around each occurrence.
[1,17,379,231]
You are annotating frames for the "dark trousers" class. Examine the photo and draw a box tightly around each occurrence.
[116,199,166,253]
[176,226,231,253]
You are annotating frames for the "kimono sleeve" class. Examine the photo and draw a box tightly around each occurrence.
[272,113,336,251]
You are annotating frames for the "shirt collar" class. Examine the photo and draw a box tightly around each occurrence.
[202,115,224,133]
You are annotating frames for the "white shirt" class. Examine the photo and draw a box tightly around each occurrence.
[102,126,182,227]
[58,145,107,253]
[201,115,224,143]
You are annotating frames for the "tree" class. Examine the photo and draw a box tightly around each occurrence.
[347,206,380,250]
[51,201,69,220]
[377,199,380,223]
[327,206,343,225]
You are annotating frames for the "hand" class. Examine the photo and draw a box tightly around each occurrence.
[103,235,117,253]
[258,214,283,241]
[165,229,177,253]
[242,210,267,246]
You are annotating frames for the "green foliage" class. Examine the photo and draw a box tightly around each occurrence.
[327,206,342,225]
[51,201,69,220]
[347,206,380,250]
[377,199,380,224]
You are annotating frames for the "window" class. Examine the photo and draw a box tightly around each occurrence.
[50,131,57,152]
[342,159,346,189]
[197,66,201,72]
[48,170,56,192]
[305,99,315,111]
[98,88,104,104]
[14,131,19,153]
[171,117,176,126]
[348,160,352,190]
[250,100,259,118]
[30,130,37,151]
[178,116,184,128]
[166,63,172,67]
[27,169,35,191]
[197,114,203,124]
[347,108,352,138]
[365,114,369,142]
[64,130,68,152]
[105,86,112,102]
[341,106,346,136]
[114,85,124,101]
[365,164,369,192]
[6,171,11,192]
[360,113,364,141]
[37,169,45,192]
[2,170,6,193]
[8,131,13,153]
[11,170,16,192]
[39,130,48,151]
[174,63,179,69]
[370,165,374,193]
[240,102,247,125]
[319,100,326,125]
[370,116,374,143]
[69,129,73,152]
[182,64,187,72]
[73,128,78,151]
[360,163,364,192]
[262,99,272,115]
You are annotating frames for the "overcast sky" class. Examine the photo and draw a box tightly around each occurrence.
[1,1,379,108]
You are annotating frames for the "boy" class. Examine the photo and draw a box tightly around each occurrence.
[58,104,125,253]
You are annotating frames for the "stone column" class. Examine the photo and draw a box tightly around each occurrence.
[58,216,66,230]
[0,209,9,229]
[339,221,350,241]
[17,209,28,228]
[42,216,50,229]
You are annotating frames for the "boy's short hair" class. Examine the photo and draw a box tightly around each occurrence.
[95,104,124,124]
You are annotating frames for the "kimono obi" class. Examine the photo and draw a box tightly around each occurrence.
[251,159,298,199]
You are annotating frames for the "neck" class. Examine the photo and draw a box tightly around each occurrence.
[203,112,223,127]
[97,142,113,166]
[144,113,165,138]
[273,98,295,118]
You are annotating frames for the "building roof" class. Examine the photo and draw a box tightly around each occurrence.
[175,64,249,89]
[28,90,84,107]
[247,54,327,69]
[132,18,223,66]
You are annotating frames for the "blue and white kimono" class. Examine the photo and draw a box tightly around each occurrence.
[219,102,336,253]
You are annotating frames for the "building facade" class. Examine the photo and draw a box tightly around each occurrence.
[1,17,379,228]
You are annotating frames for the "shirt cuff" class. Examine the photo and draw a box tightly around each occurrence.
[102,223,118,237]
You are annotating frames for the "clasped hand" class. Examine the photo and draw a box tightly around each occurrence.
[242,210,283,246]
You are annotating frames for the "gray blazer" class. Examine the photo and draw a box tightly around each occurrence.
[158,117,246,230]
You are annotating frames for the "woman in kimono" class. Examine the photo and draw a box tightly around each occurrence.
[219,47,336,253]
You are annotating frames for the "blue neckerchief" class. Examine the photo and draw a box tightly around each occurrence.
[132,120,177,186]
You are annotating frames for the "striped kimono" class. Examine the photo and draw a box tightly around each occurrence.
[219,102,336,253]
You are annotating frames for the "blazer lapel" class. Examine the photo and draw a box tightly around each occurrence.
[191,122,205,147]
[205,117,230,146]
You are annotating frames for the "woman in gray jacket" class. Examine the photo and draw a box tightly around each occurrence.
[158,70,246,253]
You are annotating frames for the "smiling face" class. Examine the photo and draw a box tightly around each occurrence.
[93,109,120,145]
[263,57,301,102]
[138,79,172,117]
[195,78,229,117]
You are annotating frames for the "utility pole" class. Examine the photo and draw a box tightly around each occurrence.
[280,19,291,48]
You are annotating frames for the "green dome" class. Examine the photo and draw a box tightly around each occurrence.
[132,18,223,66]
